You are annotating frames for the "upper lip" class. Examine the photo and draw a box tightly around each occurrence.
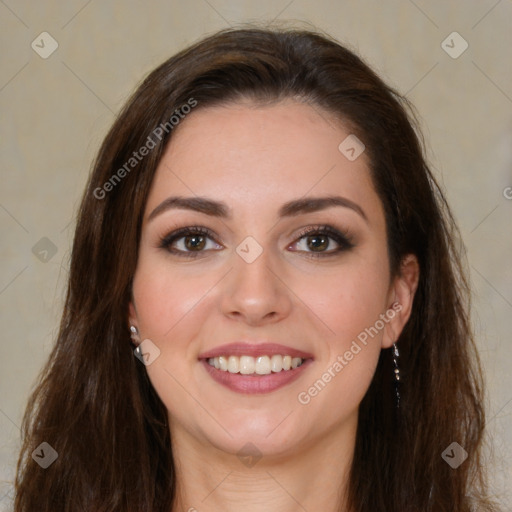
[198,342,314,360]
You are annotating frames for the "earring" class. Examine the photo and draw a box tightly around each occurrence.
[130,325,139,343]
[392,342,401,409]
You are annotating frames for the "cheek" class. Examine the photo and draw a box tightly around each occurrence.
[132,255,209,339]
[130,258,210,416]
[295,268,389,416]
[299,257,390,345]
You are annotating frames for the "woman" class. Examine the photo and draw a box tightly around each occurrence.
[14,26,500,511]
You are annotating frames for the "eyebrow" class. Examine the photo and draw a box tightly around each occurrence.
[147,195,368,223]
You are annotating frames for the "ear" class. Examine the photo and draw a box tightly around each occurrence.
[381,254,420,349]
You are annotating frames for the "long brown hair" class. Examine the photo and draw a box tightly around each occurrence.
[14,26,500,511]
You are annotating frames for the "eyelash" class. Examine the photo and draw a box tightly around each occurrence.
[158,224,355,259]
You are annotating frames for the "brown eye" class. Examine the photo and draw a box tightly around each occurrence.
[290,225,355,257]
[159,227,222,257]
[305,234,330,252]
[183,234,207,251]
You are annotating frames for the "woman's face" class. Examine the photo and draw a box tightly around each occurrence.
[129,99,417,459]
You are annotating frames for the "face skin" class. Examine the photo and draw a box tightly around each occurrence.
[129,98,419,512]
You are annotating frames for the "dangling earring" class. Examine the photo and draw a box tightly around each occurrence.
[392,342,401,409]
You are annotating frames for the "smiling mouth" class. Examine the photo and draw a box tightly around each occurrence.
[206,355,307,375]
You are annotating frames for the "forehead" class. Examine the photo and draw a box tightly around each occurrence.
[144,99,382,225]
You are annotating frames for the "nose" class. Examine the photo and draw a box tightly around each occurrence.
[220,245,293,326]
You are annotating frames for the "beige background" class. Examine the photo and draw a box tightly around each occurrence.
[1,0,511,508]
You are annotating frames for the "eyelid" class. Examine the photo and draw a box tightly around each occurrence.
[293,224,354,243]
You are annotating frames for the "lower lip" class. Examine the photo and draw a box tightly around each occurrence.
[200,359,313,394]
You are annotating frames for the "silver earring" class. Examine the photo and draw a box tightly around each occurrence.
[392,342,400,409]
[130,325,139,342]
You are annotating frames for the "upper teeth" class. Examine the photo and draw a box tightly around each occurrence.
[207,355,304,374]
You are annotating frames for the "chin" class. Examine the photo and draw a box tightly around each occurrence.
[198,408,311,458]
